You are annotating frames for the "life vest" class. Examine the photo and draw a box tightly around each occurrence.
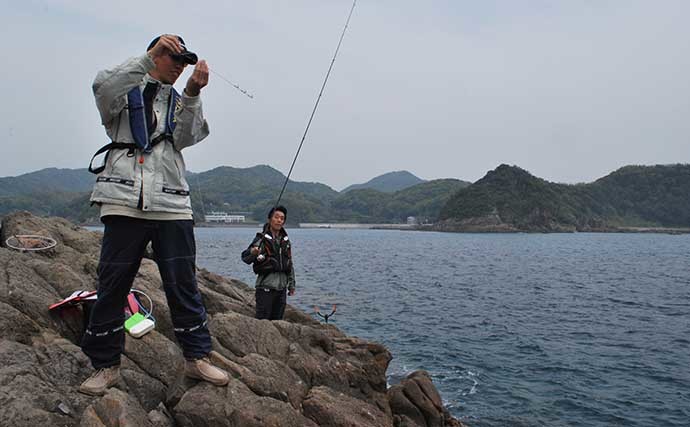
[252,230,293,275]
[88,85,181,174]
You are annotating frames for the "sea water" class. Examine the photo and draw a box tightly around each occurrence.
[196,228,689,427]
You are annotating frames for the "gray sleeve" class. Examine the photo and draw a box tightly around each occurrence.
[92,54,155,126]
[172,92,210,151]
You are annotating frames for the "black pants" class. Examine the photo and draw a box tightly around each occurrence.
[255,288,287,320]
[82,216,211,369]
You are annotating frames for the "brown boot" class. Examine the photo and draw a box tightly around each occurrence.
[78,366,121,396]
[184,357,229,386]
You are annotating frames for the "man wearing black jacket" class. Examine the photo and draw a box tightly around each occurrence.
[241,206,296,320]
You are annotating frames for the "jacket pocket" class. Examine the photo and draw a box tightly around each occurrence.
[91,175,138,206]
[154,184,192,212]
[108,149,135,178]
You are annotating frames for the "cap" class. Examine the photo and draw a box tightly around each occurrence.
[147,35,198,65]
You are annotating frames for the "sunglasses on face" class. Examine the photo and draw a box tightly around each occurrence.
[168,53,188,65]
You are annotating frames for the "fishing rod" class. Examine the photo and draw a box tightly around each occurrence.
[274,0,357,206]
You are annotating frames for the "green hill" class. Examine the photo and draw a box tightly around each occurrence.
[187,165,339,223]
[0,168,92,197]
[587,165,690,227]
[0,165,342,224]
[0,168,97,221]
[51,193,100,224]
[331,179,470,223]
[0,192,81,218]
[193,168,467,224]
[341,171,425,193]
[3,164,687,231]
[0,166,469,225]
[438,164,690,232]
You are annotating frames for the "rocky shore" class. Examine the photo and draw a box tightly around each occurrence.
[0,211,463,427]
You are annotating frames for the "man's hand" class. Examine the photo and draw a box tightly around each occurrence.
[288,289,295,296]
[250,246,260,256]
[147,34,182,59]
[185,60,209,97]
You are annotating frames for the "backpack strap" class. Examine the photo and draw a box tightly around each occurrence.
[89,87,179,174]
[88,142,136,174]
[127,86,151,152]
[166,89,181,134]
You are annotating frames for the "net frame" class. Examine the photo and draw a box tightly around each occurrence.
[5,234,57,252]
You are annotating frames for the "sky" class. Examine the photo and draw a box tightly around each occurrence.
[1,0,689,190]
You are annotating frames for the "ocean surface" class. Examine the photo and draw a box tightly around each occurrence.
[195,227,690,427]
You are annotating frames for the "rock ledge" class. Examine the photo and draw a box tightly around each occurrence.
[0,211,464,427]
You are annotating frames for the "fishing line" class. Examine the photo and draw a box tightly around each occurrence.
[274,0,357,206]
[209,68,254,99]
[190,68,252,222]
[192,172,208,221]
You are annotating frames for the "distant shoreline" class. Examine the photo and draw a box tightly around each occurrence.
[298,222,417,230]
[201,223,690,234]
[425,224,690,235]
[608,226,690,235]
[195,222,259,228]
[78,222,690,234]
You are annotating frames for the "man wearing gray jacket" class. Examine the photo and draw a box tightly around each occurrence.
[80,34,229,395]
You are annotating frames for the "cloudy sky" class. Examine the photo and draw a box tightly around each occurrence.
[1,0,688,190]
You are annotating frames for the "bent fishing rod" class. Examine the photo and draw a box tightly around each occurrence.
[274,0,357,206]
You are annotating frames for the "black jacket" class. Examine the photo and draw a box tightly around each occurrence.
[241,224,295,290]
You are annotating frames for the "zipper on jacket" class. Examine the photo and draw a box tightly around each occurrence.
[138,156,145,209]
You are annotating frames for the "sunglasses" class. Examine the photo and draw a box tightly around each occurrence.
[168,53,188,65]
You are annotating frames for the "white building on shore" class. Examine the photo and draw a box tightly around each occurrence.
[204,212,246,223]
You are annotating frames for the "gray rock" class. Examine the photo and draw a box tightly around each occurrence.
[174,378,319,427]
[388,371,464,427]
[302,385,393,427]
[147,402,174,427]
[80,388,153,427]
[0,211,464,427]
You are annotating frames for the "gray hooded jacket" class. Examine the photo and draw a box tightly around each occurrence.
[89,54,209,215]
